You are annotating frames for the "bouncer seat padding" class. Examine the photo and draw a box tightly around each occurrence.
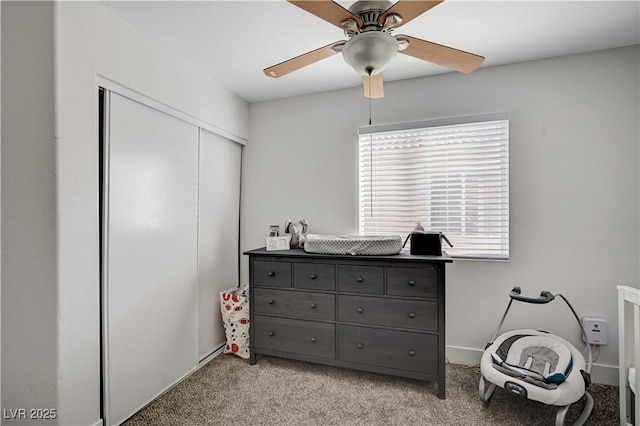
[481,329,586,406]
[490,333,573,385]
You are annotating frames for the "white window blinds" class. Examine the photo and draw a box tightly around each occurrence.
[359,116,509,260]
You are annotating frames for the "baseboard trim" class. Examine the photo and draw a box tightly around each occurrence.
[446,345,619,386]
[588,363,619,386]
[199,344,225,367]
[90,419,103,426]
[445,344,483,366]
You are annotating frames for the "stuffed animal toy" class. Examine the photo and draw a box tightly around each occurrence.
[284,219,309,248]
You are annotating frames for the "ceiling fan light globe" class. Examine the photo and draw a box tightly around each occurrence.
[342,31,398,76]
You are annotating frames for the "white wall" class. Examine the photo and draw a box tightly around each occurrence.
[55,3,248,424]
[247,46,640,384]
[3,2,249,426]
[1,2,58,422]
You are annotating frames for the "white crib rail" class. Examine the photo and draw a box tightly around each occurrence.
[618,285,640,426]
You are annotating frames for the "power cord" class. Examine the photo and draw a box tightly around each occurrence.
[591,344,600,363]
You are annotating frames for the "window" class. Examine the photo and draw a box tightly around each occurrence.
[359,115,509,260]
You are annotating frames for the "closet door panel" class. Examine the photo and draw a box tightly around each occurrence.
[106,93,199,425]
[198,129,242,359]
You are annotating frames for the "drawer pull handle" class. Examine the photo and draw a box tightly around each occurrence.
[268,299,275,305]
[408,280,416,286]
[310,337,317,343]
[356,343,364,349]
[268,272,275,277]
[408,312,415,319]
[409,350,416,357]
[310,303,317,309]
[269,331,275,337]
[357,276,364,283]
[310,274,317,280]
[356,307,364,314]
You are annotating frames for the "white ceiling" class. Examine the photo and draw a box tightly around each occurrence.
[103,0,640,103]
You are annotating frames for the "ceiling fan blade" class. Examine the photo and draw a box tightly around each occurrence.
[264,41,345,78]
[363,73,384,99]
[288,0,362,28]
[380,1,443,27]
[397,35,484,74]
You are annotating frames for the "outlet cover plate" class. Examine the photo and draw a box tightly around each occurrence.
[582,317,608,345]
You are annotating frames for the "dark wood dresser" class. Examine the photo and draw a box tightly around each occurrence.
[244,247,452,398]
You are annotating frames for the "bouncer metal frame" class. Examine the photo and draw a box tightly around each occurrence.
[478,287,594,426]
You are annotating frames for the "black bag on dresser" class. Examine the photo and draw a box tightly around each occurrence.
[403,231,453,256]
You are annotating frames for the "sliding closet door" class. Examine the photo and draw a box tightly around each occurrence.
[104,92,199,426]
[198,129,242,360]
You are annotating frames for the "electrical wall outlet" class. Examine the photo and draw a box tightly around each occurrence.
[582,317,608,345]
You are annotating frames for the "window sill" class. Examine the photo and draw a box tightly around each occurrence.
[445,251,510,262]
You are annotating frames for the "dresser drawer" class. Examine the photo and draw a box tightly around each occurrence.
[294,263,335,291]
[255,316,335,359]
[338,325,437,374]
[338,295,437,331]
[386,266,438,299]
[254,288,335,320]
[254,260,291,288]
[338,265,384,294]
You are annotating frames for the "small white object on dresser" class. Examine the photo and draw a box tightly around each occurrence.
[266,235,291,251]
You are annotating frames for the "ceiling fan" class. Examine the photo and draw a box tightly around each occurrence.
[264,0,485,98]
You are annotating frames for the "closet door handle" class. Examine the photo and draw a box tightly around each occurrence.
[310,274,317,280]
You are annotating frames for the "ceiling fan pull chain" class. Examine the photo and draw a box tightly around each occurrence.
[367,70,373,125]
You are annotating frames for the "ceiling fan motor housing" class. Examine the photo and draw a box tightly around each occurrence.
[348,0,394,21]
[347,0,396,34]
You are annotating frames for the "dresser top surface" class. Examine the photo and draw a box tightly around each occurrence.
[244,247,453,264]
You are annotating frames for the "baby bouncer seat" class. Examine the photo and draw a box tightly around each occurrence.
[479,287,594,425]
